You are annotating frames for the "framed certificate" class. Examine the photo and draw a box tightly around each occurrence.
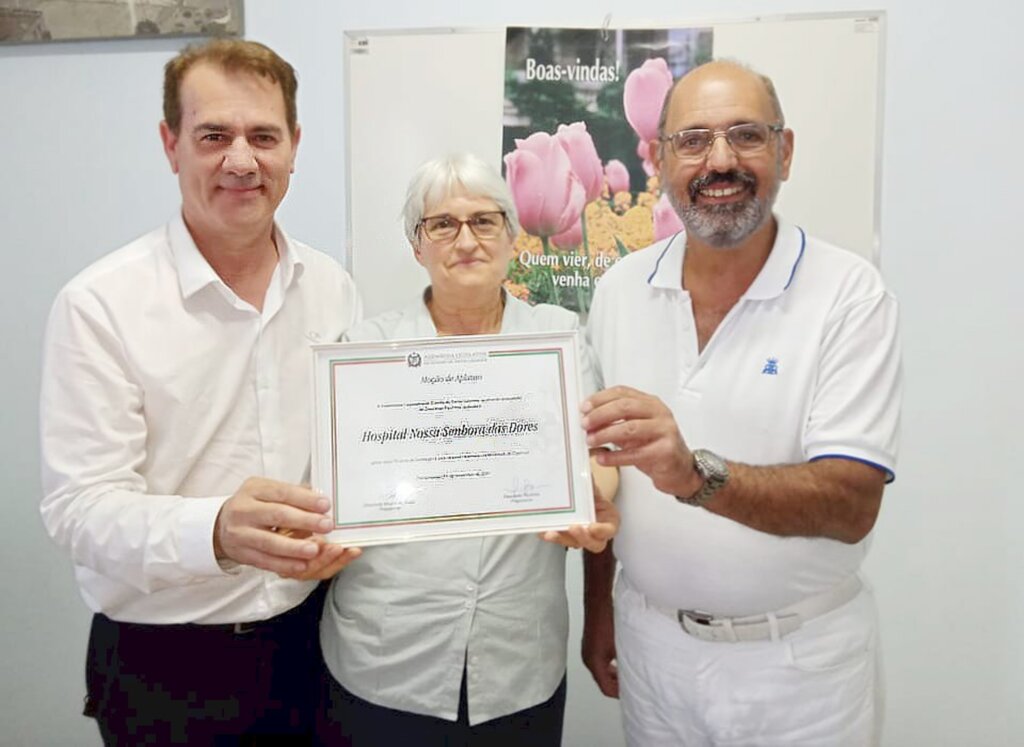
[311,331,595,546]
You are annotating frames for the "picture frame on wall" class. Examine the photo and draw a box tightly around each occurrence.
[0,0,243,44]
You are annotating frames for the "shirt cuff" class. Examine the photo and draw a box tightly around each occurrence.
[177,495,235,577]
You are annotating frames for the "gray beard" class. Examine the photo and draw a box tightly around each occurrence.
[669,187,773,248]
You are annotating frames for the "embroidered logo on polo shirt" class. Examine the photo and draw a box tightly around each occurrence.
[761,357,779,375]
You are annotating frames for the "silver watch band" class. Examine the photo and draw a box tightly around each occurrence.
[676,449,728,506]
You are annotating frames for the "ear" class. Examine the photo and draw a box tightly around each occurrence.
[159,120,180,175]
[288,124,302,174]
[778,128,794,182]
[411,239,425,267]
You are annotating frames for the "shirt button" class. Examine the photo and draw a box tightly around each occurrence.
[466,584,475,592]
[464,601,472,609]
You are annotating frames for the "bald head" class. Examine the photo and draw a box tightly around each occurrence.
[656,61,784,157]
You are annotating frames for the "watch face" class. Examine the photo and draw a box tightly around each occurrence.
[678,450,729,506]
[695,449,727,479]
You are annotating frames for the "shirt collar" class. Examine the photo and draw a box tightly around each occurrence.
[645,218,806,300]
[168,213,304,300]
[646,232,687,290]
[743,218,806,300]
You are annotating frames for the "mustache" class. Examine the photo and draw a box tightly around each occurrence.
[688,170,757,200]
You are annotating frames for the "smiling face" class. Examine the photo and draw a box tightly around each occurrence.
[412,185,515,299]
[159,62,299,249]
[653,62,793,249]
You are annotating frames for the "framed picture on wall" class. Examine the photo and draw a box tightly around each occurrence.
[0,0,242,44]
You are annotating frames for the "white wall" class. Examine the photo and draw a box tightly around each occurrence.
[1,1,1020,745]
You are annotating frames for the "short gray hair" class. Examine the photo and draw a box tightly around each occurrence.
[402,153,520,244]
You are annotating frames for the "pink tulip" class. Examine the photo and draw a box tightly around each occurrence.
[624,58,674,143]
[653,193,685,241]
[551,216,583,250]
[604,159,630,195]
[554,122,604,203]
[637,139,655,177]
[504,132,586,238]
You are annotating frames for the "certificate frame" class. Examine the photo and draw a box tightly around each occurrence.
[311,330,595,546]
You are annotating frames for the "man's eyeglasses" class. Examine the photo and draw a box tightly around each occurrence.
[418,211,507,243]
[660,123,784,161]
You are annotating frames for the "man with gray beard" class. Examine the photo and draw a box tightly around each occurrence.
[580,60,902,745]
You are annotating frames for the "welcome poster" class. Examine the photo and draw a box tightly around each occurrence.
[502,27,713,313]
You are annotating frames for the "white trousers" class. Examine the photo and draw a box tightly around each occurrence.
[614,573,882,747]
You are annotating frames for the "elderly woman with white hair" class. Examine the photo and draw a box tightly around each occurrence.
[315,153,619,746]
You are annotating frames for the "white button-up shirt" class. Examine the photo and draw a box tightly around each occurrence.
[587,220,902,617]
[40,215,361,624]
[320,290,597,725]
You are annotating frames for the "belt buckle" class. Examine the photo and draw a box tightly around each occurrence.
[677,609,715,627]
[232,621,257,635]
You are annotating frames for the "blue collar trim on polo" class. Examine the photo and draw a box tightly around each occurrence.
[646,232,685,288]
[784,226,806,290]
[742,220,807,301]
[643,221,806,298]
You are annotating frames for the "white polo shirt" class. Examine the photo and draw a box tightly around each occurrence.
[587,219,902,616]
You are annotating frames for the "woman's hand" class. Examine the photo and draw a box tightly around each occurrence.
[540,483,620,553]
[276,532,362,580]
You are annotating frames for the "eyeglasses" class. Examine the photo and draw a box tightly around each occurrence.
[418,211,507,243]
[660,123,784,161]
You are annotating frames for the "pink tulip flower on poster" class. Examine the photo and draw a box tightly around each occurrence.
[637,139,655,177]
[653,192,685,241]
[623,57,674,144]
[604,159,630,195]
[554,122,604,203]
[551,216,583,250]
[504,132,586,238]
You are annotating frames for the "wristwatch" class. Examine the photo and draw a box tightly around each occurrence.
[676,449,729,506]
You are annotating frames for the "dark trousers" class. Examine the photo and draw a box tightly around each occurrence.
[317,667,566,747]
[84,585,327,746]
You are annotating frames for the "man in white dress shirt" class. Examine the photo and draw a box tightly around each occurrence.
[581,60,902,745]
[39,39,361,745]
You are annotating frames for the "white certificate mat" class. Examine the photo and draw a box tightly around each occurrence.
[311,331,595,546]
